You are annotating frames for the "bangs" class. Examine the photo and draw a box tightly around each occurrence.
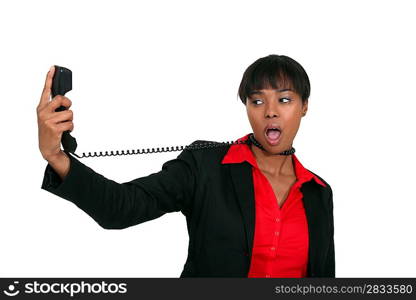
[238,54,310,104]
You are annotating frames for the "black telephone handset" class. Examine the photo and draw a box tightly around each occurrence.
[52,66,78,154]
[51,66,252,159]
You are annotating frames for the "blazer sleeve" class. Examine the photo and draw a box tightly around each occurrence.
[324,185,336,277]
[40,146,198,230]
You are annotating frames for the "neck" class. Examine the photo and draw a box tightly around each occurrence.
[250,144,294,177]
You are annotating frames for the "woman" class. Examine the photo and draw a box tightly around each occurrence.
[37,54,335,278]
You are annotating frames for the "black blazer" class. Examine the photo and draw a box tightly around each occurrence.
[41,140,335,277]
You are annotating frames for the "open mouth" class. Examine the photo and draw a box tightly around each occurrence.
[264,126,282,145]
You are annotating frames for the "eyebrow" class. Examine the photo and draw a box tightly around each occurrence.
[248,88,293,96]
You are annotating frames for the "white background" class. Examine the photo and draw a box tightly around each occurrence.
[0,0,415,277]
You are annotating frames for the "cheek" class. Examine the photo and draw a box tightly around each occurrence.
[284,117,302,134]
[247,112,262,129]
[247,108,260,120]
[246,110,254,123]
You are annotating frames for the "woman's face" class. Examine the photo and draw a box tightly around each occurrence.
[246,87,308,154]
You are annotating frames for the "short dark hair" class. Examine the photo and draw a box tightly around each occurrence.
[238,54,310,105]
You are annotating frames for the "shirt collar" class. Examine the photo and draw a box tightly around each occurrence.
[221,133,327,188]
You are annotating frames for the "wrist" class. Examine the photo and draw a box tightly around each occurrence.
[46,150,66,164]
[47,150,70,180]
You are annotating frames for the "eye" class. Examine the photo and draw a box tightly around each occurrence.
[280,97,291,103]
[251,99,263,105]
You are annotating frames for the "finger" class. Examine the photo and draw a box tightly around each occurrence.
[47,110,74,124]
[43,115,73,132]
[57,121,74,133]
[48,96,72,113]
[39,66,55,109]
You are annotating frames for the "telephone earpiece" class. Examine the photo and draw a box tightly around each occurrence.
[52,66,72,100]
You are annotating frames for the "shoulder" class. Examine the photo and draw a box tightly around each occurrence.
[178,139,235,173]
[187,139,233,159]
[308,170,332,190]
[307,169,333,197]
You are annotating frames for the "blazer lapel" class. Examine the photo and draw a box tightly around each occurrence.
[228,162,256,258]
[300,181,329,277]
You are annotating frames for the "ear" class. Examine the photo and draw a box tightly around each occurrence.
[302,100,308,116]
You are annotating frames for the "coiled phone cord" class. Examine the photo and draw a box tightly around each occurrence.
[65,133,295,159]
[67,138,249,159]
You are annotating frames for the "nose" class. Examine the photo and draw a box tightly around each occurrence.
[265,102,279,119]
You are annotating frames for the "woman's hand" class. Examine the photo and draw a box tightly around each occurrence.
[37,66,74,162]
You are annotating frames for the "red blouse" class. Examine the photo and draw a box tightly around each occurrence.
[221,133,326,278]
